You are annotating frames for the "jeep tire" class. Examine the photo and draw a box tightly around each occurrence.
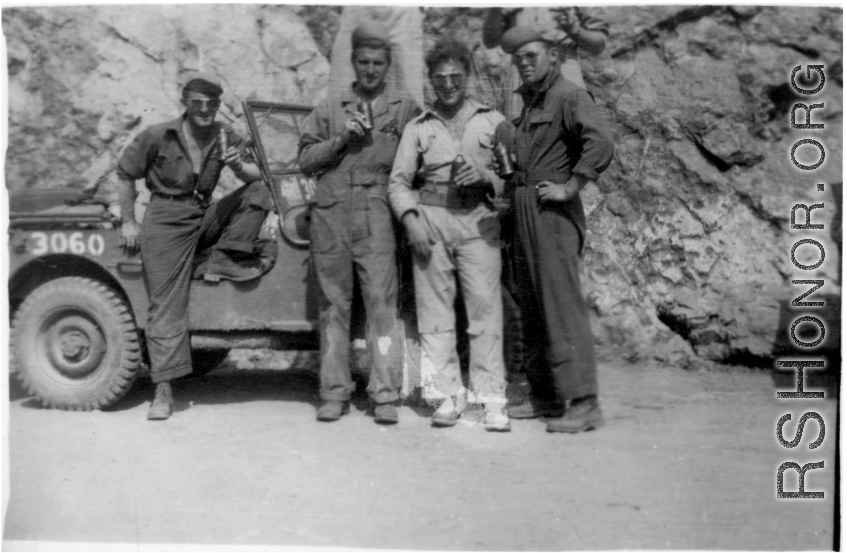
[11,276,141,410]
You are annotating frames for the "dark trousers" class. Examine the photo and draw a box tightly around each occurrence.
[512,186,598,401]
[310,186,403,404]
[140,181,270,383]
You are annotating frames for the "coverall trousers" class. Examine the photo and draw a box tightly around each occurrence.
[414,203,507,403]
[512,186,598,401]
[311,186,403,404]
[140,181,269,383]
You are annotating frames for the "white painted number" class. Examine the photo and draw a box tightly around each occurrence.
[50,233,68,253]
[69,232,85,254]
[88,234,105,256]
[30,232,49,255]
[28,232,106,256]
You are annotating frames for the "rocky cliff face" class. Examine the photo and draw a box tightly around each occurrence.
[4,5,842,369]
[4,4,329,199]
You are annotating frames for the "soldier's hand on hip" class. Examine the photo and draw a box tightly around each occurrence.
[536,180,575,203]
[454,162,487,187]
[402,213,433,261]
[120,220,141,256]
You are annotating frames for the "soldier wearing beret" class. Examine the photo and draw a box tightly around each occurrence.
[499,27,615,432]
[483,7,609,121]
[298,23,421,424]
[116,72,270,420]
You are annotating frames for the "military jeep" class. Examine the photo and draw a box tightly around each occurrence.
[8,101,425,410]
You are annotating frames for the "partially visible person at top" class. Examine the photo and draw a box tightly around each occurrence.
[483,7,609,120]
[329,6,425,107]
[116,72,271,421]
[298,23,421,425]
[388,38,512,432]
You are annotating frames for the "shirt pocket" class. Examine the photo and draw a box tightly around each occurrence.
[528,113,554,146]
[154,152,186,185]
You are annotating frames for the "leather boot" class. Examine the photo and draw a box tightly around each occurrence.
[147,382,173,421]
[203,250,262,282]
[546,395,604,433]
[373,402,399,425]
[316,400,350,422]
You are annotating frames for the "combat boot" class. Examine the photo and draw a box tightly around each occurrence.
[546,395,604,433]
[507,397,565,419]
[147,382,173,421]
[316,400,350,422]
[373,402,399,425]
[203,250,262,282]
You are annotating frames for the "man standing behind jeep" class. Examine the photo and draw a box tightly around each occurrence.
[298,23,421,424]
[117,72,270,421]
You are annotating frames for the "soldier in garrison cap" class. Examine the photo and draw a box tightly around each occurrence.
[299,23,421,424]
[329,7,425,106]
[116,72,272,420]
[500,27,615,433]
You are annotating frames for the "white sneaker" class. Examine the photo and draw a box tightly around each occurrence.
[432,396,461,427]
[484,403,511,432]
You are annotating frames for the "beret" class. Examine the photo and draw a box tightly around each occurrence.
[182,71,224,98]
[351,22,390,49]
[500,26,546,54]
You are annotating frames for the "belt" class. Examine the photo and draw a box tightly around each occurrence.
[513,171,571,187]
[419,183,490,209]
[319,171,389,187]
[151,191,210,208]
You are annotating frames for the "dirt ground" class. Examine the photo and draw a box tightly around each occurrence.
[2,361,838,551]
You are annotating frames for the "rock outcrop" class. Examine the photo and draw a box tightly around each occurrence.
[4,5,842,369]
[4,4,329,201]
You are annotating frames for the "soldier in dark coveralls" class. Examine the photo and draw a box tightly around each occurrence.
[298,23,421,424]
[117,72,270,420]
[500,27,615,432]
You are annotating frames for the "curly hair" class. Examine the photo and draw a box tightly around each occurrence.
[425,38,473,75]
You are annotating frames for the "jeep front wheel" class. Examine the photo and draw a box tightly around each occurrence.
[11,277,141,410]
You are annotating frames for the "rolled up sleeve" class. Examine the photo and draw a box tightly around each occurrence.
[116,129,154,181]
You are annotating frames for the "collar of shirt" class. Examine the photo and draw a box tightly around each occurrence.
[339,83,403,120]
[417,99,493,124]
[514,69,561,103]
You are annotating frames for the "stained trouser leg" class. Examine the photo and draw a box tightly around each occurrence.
[140,199,203,383]
[413,205,461,399]
[454,207,506,404]
[355,193,403,404]
[511,188,558,402]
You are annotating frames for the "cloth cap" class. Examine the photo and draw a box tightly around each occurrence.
[500,26,546,54]
[351,22,390,49]
[182,72,224,98]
